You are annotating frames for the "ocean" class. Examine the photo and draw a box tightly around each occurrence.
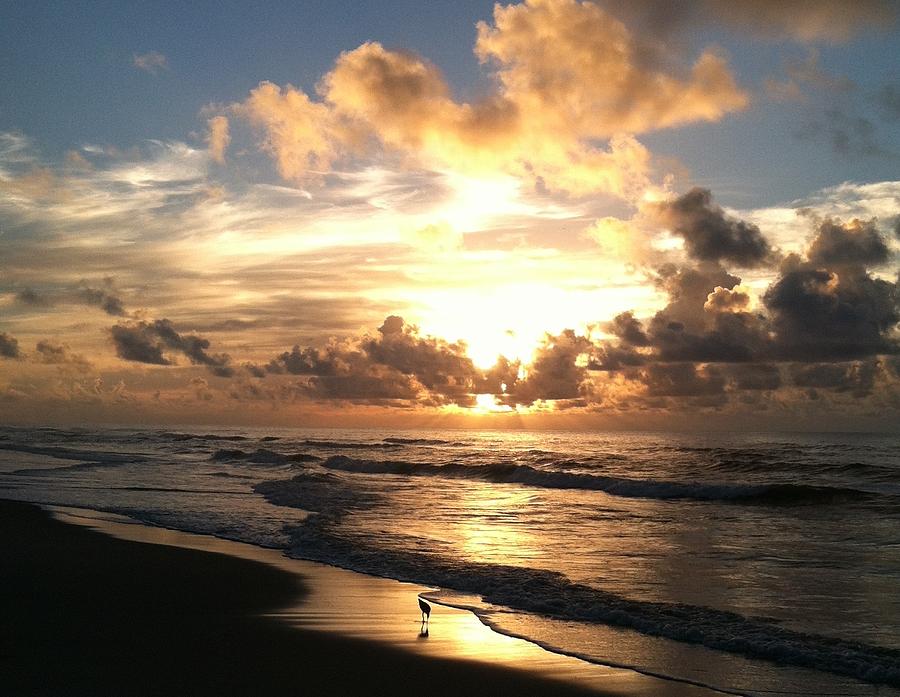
[2,425,898,696]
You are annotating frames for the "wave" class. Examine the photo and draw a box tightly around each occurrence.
[0,443,145,466]
[320,455,874,505]
[301,439,403,450]
[209,448,319,465]
[382,437,462,446]
[254,473,900,689]
[160,432,250,442]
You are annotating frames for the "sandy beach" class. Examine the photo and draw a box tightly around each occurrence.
[1,499,725,697]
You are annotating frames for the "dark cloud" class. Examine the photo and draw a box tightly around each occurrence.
[148,319,233,376]
[34,340,92,372]
[34,340,71,364]
[652,188,775,267]
[0,333,21,359]
[790,361,877,397]
[589,344,645,371]
[764,254,899,360]
[361,316,476,396]
[509,330,592,404]
[15,288,50,306]
[243,363,267,378]
[874,84,900,121]
[701,0,895,41]
[267,343,353,376]
[305,369,422,403]
[78,285,127,316]
[806,218,891,266]
[11,282,130,315]
[650,310,768,363]
[584,211,898,407]
[653,262,742,331]
[727,364,782,391]
[264,316,479,405]
[641,363,726,397]
[642,263,770,365]
[110,324,169,365]
[110,319,233,375]
[599,0,895,43]
[606,311,650,346]
[261,319,594,408]
[476,355,521,394]
[797,108,891,157]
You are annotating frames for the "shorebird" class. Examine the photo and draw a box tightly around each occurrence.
[418,597,432,624]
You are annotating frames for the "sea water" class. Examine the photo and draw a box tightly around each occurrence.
[1,426,898,696]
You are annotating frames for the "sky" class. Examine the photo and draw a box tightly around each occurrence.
[1,0,899,429]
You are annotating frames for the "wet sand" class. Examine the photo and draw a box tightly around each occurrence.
[1,500,720,696]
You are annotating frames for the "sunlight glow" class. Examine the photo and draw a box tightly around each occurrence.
[474,393,513,413]
[416,283,633,370]
[438,172,532,232]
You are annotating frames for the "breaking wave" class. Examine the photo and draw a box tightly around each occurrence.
[320,455,874,505]
[300,439,404,450]
[382,437,463,446]
[209,448,319,465]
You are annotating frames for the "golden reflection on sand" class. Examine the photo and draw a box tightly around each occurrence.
[48,505,719,697]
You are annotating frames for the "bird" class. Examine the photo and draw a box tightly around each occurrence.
[418,596,432,624]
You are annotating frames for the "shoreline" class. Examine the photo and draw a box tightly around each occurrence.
[2,499,721,696]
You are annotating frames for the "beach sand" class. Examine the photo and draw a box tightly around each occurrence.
[1,500,718,696]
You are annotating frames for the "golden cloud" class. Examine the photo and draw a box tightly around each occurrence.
[205,116,231,164]
[233,81,342,181]
[229,0,748,198]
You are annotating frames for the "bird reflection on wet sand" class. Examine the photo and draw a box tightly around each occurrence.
[419,597,431,638]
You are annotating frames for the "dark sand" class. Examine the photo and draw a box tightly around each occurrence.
[1,499,603,696]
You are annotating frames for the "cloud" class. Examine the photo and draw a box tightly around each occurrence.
[797,108,892,157]
[260,318,607,408]
[110,323,169,365]
[234,81,341,182]
[613,1,896,43]
[259,316,480,405]
[875,84,900,121]
[0,333,20,359]
[763,253,898,360]
[14,288,50,306]
[77,283,127,316]
[12,280,131,316]
[206,116,231,164]
[474,0,747,136]
[110,319,233,376]
[133,51,168,74]
[790,360,878,397]
[650,188,776,267]
[33,340,92,372]
[583,212,898,404]
[726,363,782,390]
[509,330,593,404]
[641,362,726,398]
[605,311,650,346]
[806,218,892,266]
[229,0,747,197]
[701,0,895,42]
[764,49,856,102]
[704,285,751,313]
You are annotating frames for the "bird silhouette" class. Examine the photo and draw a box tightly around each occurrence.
[418,597,431,625]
